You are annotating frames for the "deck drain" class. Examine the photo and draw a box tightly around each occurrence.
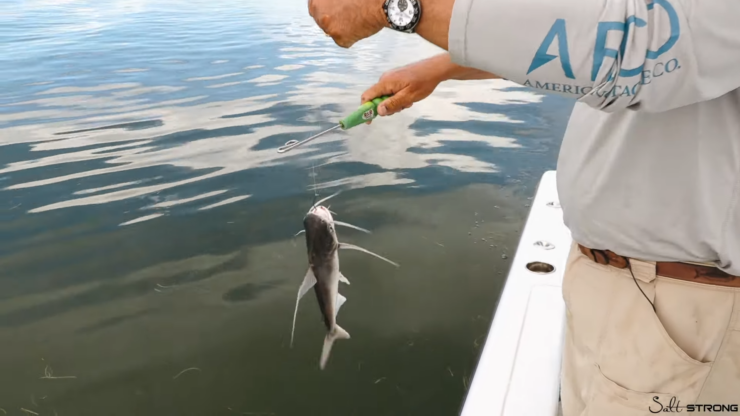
[526,261,555,274]
[546,201,561,208]
[534,240,555,250]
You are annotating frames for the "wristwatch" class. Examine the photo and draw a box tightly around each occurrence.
[382,0,422,33]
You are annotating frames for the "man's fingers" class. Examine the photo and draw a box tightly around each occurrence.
[377,93,411,116]
[361,81,395,104]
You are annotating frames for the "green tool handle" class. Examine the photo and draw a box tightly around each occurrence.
[338,96,390,130]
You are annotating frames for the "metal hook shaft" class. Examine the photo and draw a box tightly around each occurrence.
[277,124,342,153]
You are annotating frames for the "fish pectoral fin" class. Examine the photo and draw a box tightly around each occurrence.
[338,243,400,268]
[293,229,305,237]
[320,324,350,370]
[336,293,347,317]
[339,272,350,285]
[291,268,317,348]
[333,221,371,234]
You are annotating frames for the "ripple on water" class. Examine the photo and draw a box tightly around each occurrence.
[0,2,573,413]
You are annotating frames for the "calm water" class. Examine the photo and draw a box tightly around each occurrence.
[0,1,574,415]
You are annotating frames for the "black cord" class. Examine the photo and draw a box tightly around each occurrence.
[627,259,656,312]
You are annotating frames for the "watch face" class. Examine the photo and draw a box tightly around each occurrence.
[384,0,419,30]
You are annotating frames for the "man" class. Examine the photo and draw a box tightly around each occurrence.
[308,0,740,414]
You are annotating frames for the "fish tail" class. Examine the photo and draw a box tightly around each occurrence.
[319,325,350,370]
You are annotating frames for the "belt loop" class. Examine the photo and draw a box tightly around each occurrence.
[629,258,657,284]
[591,249,609,265]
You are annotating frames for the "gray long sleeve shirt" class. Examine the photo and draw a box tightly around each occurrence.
[448,0,740,273]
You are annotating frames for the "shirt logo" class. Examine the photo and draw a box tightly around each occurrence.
[526,0,681,83]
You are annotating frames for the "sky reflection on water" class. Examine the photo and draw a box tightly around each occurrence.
[0,0,573,414]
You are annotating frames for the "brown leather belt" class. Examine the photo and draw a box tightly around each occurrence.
[577,244,740,288]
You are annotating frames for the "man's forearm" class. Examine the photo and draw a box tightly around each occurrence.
[429,53,500,82]
[413,0,456,51]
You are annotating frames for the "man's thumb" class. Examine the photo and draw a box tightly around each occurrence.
[377,93,410,116]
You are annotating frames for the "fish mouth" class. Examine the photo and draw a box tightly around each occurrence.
[305,211,329,225]
[304,209,337,254]
[306,206,333,226]
[308,205,332,218]
[304,215,334,237]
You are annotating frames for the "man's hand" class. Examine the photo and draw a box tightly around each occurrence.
[361,60,444,118]
[361,53,500,119]
[308,0,387,48]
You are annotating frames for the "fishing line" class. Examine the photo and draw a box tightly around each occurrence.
[310,162,319,207]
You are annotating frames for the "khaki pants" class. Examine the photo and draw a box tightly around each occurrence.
[561,242,740,415]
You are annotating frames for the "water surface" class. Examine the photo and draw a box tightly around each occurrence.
[0,1,574,414]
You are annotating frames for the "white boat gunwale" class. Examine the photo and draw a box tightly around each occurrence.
[459,170,572,416]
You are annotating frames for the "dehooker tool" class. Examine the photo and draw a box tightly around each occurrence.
[277,96,389,153]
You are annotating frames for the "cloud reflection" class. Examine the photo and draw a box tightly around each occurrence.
[119,213,164,226]
[0,0,552,222]
[146,189,228,209]
[198,195,251,210]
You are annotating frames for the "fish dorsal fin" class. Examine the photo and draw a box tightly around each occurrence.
[339,243,400,268]
[333,221,371,234]
[336,293,347,318]
[291,267,317,348]
[339,272,350,285]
